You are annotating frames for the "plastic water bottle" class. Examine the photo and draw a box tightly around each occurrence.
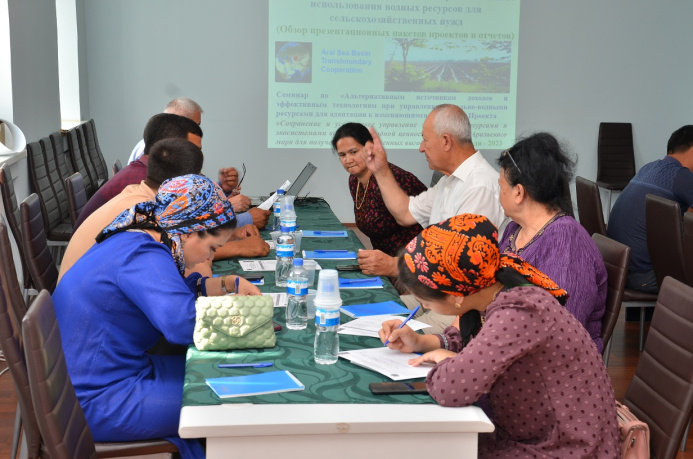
[272,189,284,231]
[286,259,308,330]
[313,269,342,365]
[279,194,297,233]
[275,226,294,287]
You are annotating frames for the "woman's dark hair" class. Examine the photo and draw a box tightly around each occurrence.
[396,252,448,302]
[496,132,576,216]
[198,219,236,238]
[331,122,373,151]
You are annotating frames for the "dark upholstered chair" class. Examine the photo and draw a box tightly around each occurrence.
[623,276,693,458]
[22,290,179,458]
[51,131,76,191]
[0,216,42,459]
[596,122,637,213]
[591,234,629,366]
[646,194,688,288]
[112,158,123,176]
[82,119,109,183]
[0,165,32,293]
[65,172,88,228]
[684,213,693,286]
[19,194,59,294]
[576,176,608,236]
[66,127,97,198]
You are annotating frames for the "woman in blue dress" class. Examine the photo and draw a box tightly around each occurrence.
[52,174,261,458]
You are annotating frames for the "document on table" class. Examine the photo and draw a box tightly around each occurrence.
[240,260,277,271]
[256,180,291,210]
[338,316,430,338]
[338,347,434,381]
[264,292,288,308]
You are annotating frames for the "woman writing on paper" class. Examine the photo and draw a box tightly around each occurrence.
[332,122,427,257]
[379,214,619,457]
[496,133,607,352]
[52,175,261,458]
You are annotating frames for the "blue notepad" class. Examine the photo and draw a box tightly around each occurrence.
[303,250,357,260]
[340,301,411,318]
[206,370,305,399]
[302,230,348,238]
[338,277,384,289]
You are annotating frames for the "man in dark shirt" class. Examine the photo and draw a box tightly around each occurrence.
[607,125,693,293]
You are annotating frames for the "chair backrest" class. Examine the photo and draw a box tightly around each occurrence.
[0,165,31,289]
[624,276,693,458]
[19,194,58,293]
[576,176,608,236]
[592,233,629,349]
[645,194,687,288]
[597,122,636,189]
[81,119,109,182]
[0,216,44,458]
[26,141,65,236]
[22,290,98,459]
[39,135,71,221]
[51,131,75,186]
[65,172,88,228]
[684,213,693,286]
[112,158,123,176]
[66,127,97,197]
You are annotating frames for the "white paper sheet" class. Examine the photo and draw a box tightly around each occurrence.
[338,316,430,338]
[240,260,277,271]
[338,347,434,381]
[256,180,291,210]
[263,292,288,308]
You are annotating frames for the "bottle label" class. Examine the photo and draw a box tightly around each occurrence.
[315,308,340,327]
[280,218,297,232]
[273,202,281,216]
[287,278,308,295]
[276,243,294,257]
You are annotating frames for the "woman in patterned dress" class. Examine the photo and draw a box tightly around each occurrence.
[332,122,428,256]
[379,214,619,458]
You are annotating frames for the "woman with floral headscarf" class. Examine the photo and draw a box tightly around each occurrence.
[53,174,260,458]
[380,214,619,458]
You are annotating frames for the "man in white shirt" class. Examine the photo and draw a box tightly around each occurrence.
[359,104,507,332]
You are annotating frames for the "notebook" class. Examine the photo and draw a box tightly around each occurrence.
[206,370,305,398]
[250,162,318,206]
[340,301,411,318]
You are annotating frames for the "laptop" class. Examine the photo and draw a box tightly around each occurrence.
[250,162,317,206]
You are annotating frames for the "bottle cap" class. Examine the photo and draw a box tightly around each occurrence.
[314,269,342,309]
[293,258,303,266]
[277,189,285,194]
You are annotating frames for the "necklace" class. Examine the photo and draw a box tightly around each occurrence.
[508,211,566,255]
[354,175,371,210]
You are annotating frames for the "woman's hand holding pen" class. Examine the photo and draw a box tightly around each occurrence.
[378,319,421,353]
[233,276,261,296]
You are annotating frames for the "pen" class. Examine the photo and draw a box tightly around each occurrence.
[339,278,379,284]
[313,231,345,235]
[384,305,420,345]
[235,276,240,294]
[314,250,349,253]
[218,362,274,368]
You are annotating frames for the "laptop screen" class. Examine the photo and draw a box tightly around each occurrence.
[286,162,317,197]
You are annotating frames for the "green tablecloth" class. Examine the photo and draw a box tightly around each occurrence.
[182,198,433,407]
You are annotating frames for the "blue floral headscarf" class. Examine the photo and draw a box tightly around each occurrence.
[96,174,235,274]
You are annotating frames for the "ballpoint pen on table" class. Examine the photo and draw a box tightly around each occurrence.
[313,231,345,235]
[235,276,240,294]
[384,305,420,345]
[314,250,349,253]
[218,362,274,368]
[339,278,380,285]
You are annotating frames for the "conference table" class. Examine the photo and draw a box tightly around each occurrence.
[178,198,494,458]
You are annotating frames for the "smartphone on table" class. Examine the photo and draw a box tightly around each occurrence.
[336,264,361,272]
[369,382,428,395]
[242,274,264,285]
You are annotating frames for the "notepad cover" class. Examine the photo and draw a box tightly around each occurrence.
[206,370,305,398]
[340,301,411,318]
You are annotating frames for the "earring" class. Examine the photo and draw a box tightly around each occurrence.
[455,300,462,309]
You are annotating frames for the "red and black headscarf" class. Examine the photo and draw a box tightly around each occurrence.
[403,214,568,303]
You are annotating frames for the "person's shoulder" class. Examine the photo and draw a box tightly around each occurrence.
[489,285,558,315]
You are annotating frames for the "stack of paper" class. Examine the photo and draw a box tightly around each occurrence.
[206,370,304,398]
[341,301,410,317]
[338,315,430,338]
[338,347,434,381]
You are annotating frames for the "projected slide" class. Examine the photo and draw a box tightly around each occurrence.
[268,0,520,149]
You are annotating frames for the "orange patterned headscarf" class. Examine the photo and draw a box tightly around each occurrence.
[403,214,568,303]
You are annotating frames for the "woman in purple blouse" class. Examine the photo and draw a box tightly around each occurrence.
[332,123,428,257]
[380,215,619,457]
[496,133,607,352]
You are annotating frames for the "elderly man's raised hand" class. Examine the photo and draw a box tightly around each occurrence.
[362,127,390,175]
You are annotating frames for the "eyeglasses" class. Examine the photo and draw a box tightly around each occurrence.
[501,149,522,174]
[233,163,246,194]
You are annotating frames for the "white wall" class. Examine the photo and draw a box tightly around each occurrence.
[78,0,693,221]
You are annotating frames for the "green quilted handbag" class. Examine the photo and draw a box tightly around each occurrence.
[193,295,276,351]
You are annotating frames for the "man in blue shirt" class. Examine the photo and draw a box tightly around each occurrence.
[608,125,693,293]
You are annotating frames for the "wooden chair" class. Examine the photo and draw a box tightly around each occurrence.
[19,194,59,293]
[592,233,629,366]
[65,172,88,228]
[22,290,180,458]
[576,176,607,236]
[623,276,693,458]
[596,122,636,213]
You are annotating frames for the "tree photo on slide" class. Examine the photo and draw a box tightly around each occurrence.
[384,38,511,93]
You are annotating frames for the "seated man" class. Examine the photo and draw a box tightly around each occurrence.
[59,138,268,282]
[608,124,693,294]
[359,104,507,333]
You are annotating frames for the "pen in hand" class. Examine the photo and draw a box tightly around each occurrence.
[384,305,420,345]
[235,276,240,294]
